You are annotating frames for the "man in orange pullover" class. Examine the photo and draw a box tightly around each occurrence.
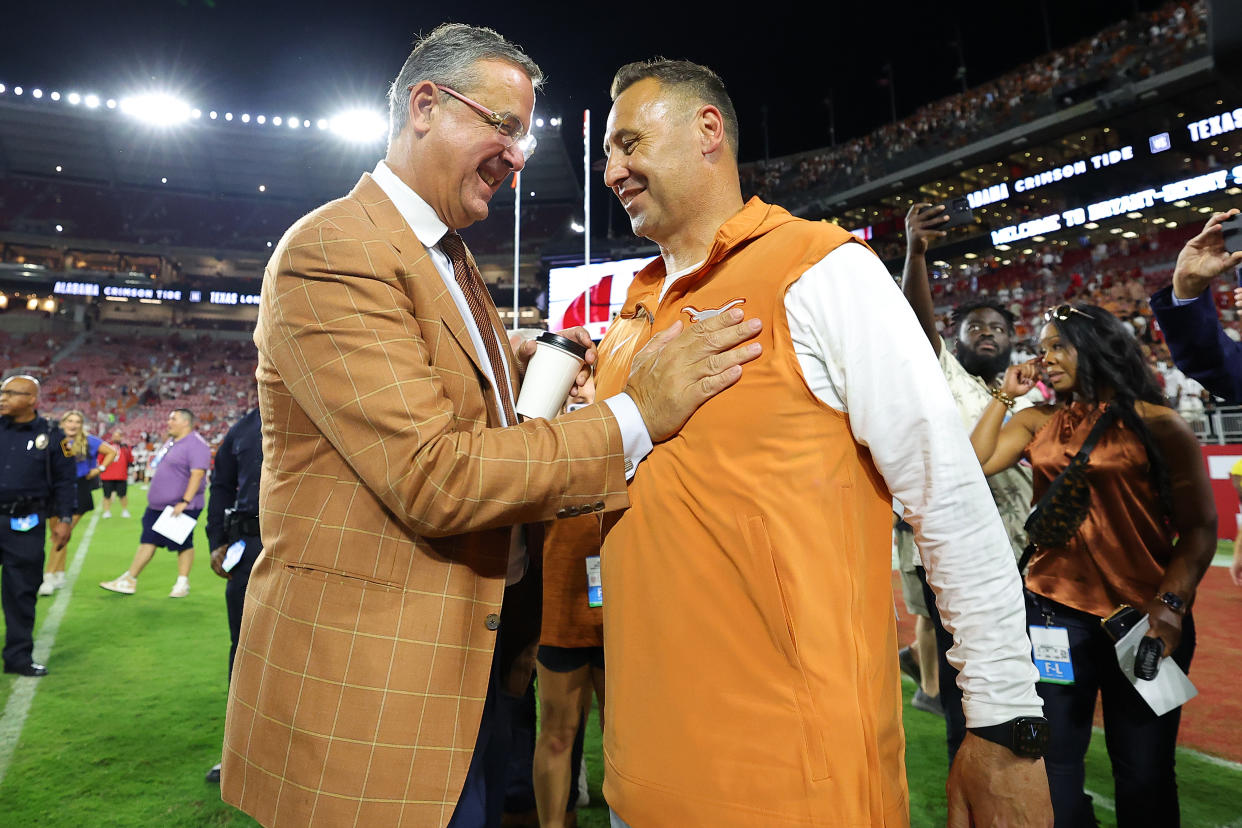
[595,60,1053,827]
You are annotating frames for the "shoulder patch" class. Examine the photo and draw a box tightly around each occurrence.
[61,438,75,457]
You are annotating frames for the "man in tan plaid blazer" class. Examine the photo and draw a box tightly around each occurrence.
[220,23,761,828]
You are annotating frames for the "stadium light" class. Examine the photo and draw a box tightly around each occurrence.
[209,110,218,119]
[329,108,387,143]
[68,92,81,105]
[51,91,61,101]
[55,165,62,173]
[55,224,63,232]
[14,86,22,95]
[26,297,38,310]
[570,221,584,233]
[106,99,116,109]
[85,94,99,108]
[32,88,43,99]
[258,184,266,192]
[256,115,266,124]
[42,298,56,312]
[0,84,5,94]
[273,116,282,126]
[316,119,328,130]
[191,108,201,118]
[0,294,7,309]
[535,117,544,128]
[120,93,193,126]
[240,114,248,123]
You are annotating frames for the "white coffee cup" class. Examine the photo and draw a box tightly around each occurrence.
[515,332,589,422]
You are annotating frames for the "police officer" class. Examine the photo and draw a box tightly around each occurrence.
[0,375,76,677]
[204,406,261,783]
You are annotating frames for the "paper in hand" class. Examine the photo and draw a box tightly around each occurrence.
[1114,615,1197,717]
[152,506,196,545]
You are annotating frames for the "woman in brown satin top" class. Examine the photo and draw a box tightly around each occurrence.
[970,303,1215,828]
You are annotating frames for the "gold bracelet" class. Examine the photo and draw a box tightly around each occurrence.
[989,387,1015,409]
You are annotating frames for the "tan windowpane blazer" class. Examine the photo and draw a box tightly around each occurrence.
[222,173,628,827]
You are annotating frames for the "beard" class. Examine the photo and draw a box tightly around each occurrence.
[957,343,1012,382]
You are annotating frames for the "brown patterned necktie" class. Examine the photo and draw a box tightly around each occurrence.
[439,231,517,425]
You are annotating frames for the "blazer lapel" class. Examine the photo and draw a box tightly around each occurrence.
[350,173,514,424]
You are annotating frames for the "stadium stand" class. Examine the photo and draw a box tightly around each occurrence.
[740,0,1209,205]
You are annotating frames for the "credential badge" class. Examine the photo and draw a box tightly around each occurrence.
[34,433,48,450]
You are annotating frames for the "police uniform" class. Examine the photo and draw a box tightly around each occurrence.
[205,408,262,679]
[0,412,76,672]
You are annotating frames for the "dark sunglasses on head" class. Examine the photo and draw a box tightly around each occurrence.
[1043,305,1095,323]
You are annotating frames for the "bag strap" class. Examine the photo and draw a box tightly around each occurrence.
[1018,404,1118,572]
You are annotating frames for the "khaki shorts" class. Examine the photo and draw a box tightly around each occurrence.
[895,523,928,618]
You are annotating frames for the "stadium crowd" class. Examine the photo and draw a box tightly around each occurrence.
[740,0,1208,205]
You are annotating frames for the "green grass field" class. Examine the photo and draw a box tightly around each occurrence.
[1,490,1238,826]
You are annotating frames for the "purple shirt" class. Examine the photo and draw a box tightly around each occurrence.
[148,432,212,510]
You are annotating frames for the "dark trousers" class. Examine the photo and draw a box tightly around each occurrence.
[448,626,521,828]
[1,517,46,668]
[917,566,967,763]
[224,534,263,681]
[1026,593,1194,828]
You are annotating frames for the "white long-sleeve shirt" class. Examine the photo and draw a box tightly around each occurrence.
[656,243,1042,725]
[780,242,1042,726]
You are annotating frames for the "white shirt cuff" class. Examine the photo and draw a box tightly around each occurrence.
[1169,289,1199,306]
[602,393,653,480]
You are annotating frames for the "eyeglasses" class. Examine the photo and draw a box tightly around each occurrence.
[430,84,537,161]
[1043,305,1095,323]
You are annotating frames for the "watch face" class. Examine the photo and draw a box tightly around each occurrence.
[1160,592,1185,611]
[1015,718,1050,758]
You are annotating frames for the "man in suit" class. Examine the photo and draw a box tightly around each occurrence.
[1150,208,1242,402]
[221,23,760,828]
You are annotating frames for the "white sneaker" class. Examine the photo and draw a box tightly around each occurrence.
[169,579,190,599]
[121,510,131,518]
[53,572,67,589]
[37,575,55,597]
[101,511,111,519]
[100,574,136,595]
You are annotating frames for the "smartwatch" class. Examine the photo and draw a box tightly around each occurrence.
[968,716,1050,759]
[1157,592,1186,614]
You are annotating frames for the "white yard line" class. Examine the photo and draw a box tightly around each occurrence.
[0,511,100,787]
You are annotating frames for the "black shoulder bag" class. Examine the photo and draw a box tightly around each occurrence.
[1018,405,1117,571]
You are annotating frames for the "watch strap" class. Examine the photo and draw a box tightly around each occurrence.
[968,716,1049,759]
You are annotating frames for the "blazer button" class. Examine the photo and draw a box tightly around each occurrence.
[593,501,605,512]
[485,613,500,631]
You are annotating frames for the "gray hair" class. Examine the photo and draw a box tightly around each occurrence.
[387,23,544,145]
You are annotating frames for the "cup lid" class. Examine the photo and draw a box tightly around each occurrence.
[536,331,589,360]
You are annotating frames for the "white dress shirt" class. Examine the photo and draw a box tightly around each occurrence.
[783,242,1042,727]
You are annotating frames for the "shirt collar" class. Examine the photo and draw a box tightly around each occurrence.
[371,160,450,250]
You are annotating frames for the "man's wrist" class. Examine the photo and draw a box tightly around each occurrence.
[968,716,1050,759]
[1171,272,1206,302]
